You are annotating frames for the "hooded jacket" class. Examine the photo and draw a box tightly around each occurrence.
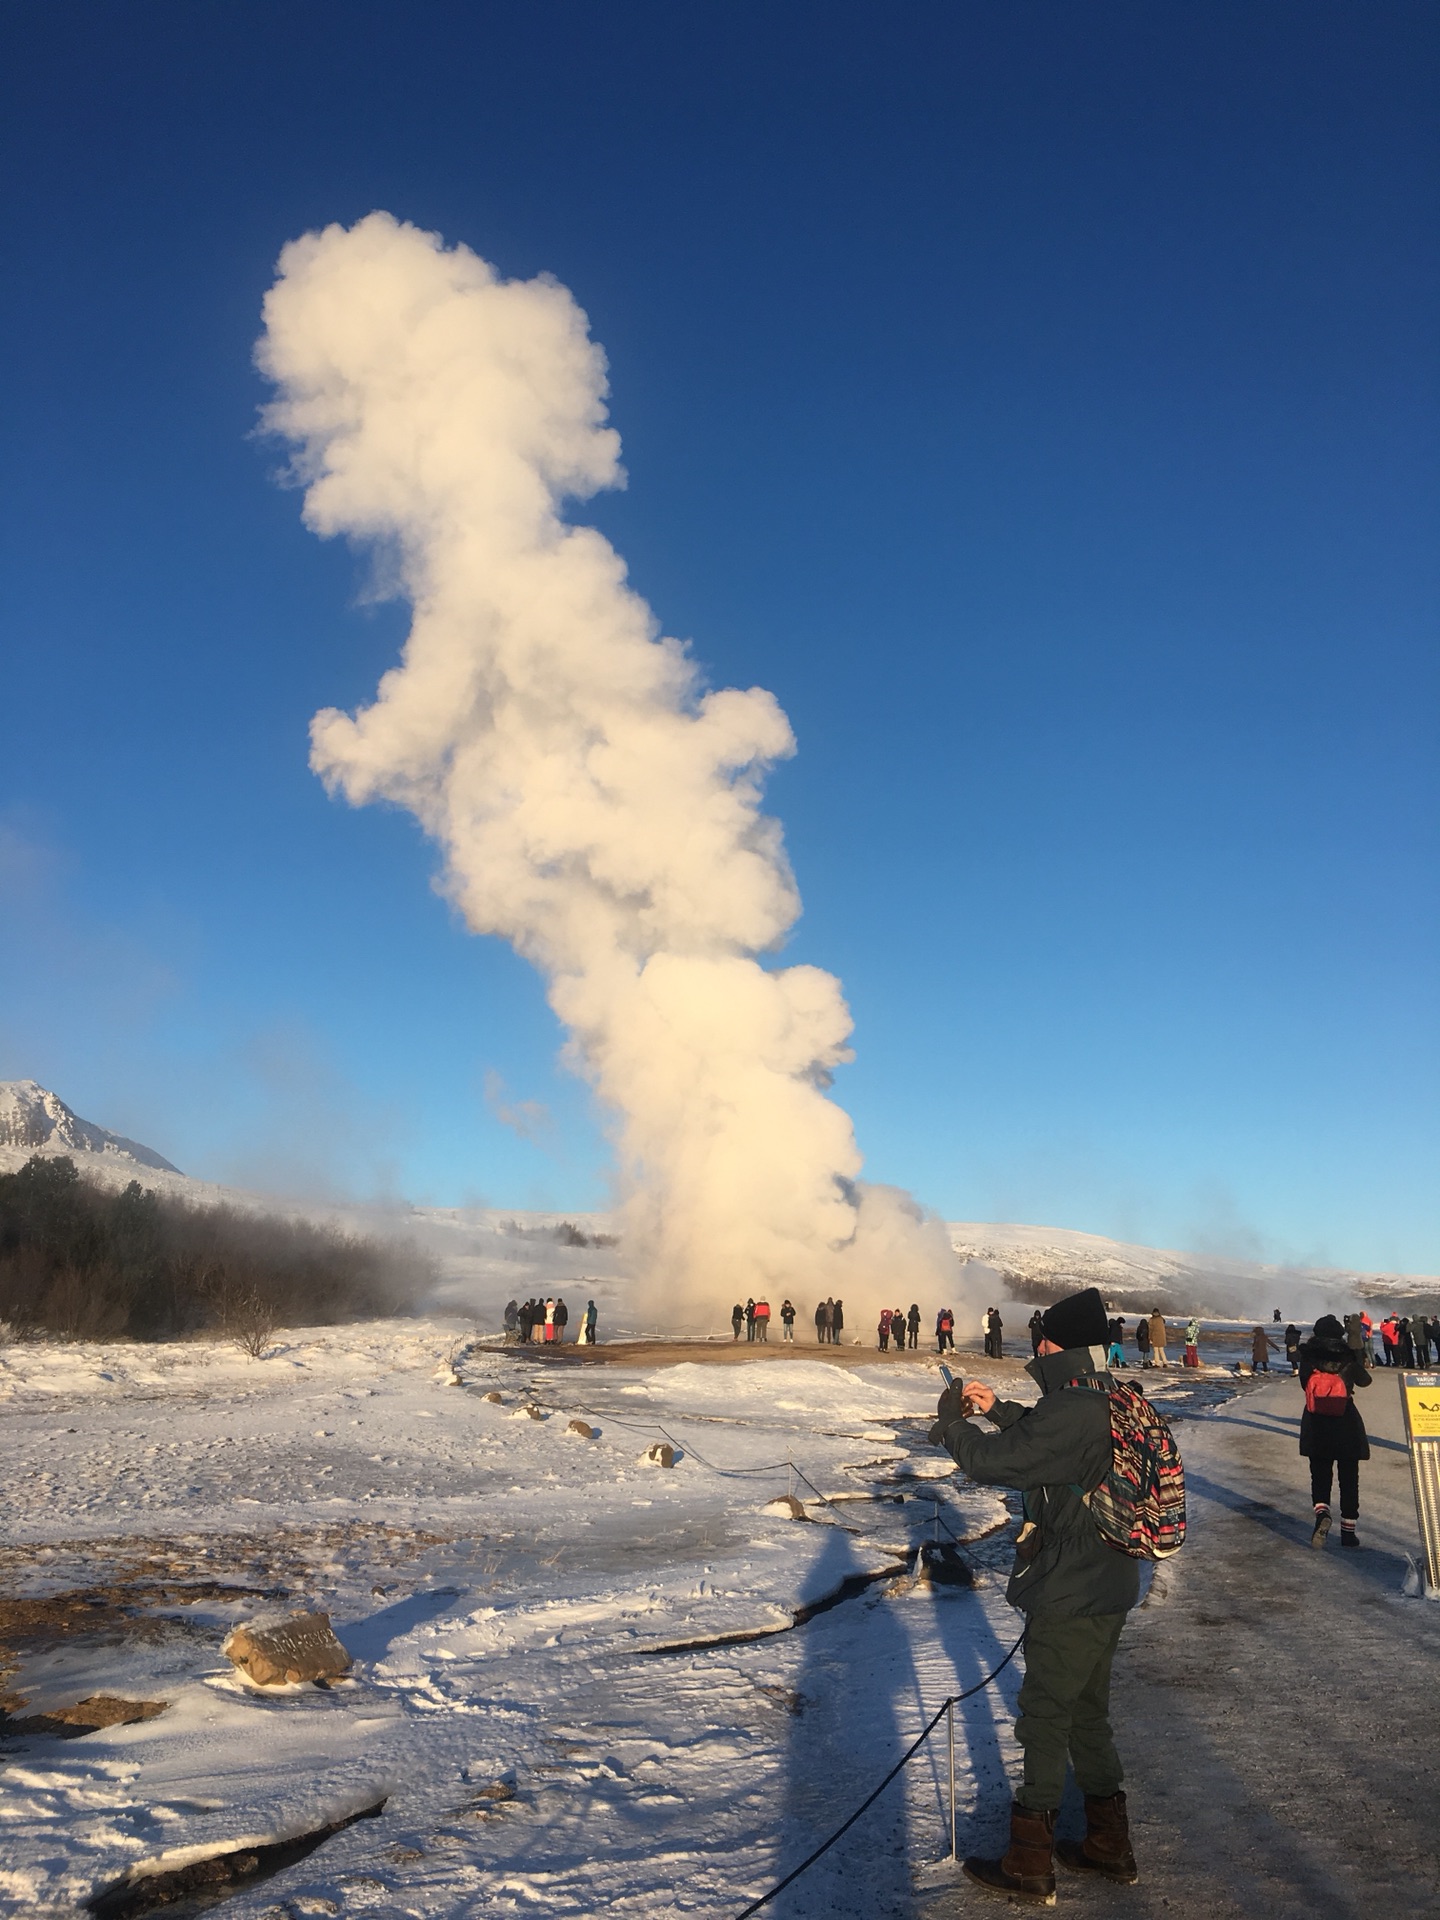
[932,1346,1141,1618]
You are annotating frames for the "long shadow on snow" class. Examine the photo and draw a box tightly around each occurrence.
[1183,1466,1413,1597]
[916,1570,1025,1863]
[338,1587,461,1662]
[768,1527,920,1920]
[1210,1410,1409,1455]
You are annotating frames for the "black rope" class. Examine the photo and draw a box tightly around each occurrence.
[732,1624,1028,1919]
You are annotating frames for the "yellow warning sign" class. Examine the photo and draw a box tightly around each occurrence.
[1405,1385,1440,1440]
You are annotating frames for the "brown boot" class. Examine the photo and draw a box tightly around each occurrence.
[962,1802,1056,1905]
[1055,1789,1138,1884]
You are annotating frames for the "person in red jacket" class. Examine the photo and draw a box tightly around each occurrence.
[1299,1314,1371,1548]
[753,1298,771,1343]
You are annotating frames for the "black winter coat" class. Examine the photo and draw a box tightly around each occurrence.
[1297,1334,1370,1461]
[934,1346,1141,1619]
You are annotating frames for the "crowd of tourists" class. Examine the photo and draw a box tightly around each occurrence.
[1341,1308,1440,1367]
[502,1296,599,1344]
[729,1297,968,1348]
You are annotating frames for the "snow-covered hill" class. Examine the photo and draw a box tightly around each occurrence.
[0,1080,180,1175]
[945,1219,1436,1319]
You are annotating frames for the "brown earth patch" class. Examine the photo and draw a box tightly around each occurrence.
[478,1335,1025,1375]
[1,1693,168,1740]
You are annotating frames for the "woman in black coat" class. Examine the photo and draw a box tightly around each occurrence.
[1297,1313,1371,1550]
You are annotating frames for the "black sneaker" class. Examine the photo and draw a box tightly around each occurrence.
[1341,1529,1359,1549]
[1310,1509,1332,1548]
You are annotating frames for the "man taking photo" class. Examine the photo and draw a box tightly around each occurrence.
[930,1285,1148,1904]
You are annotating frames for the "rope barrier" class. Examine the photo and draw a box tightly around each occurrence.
[731,1625,1028,1918]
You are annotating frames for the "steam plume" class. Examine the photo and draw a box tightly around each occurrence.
[258,212,957,1324]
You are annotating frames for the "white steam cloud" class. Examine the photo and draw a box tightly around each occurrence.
[258,211,959,1326]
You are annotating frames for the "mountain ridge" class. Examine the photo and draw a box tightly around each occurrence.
[0,1080,180,1175]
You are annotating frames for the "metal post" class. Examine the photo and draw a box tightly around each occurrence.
[948,1698,956,1861]
[1398,1371,1440,1593]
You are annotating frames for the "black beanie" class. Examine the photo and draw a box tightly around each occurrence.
[1040,1286,1110,1353]
[1312,1314,1343,1341]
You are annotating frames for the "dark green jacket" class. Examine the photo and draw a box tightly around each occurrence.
[935,1346,1141,1618]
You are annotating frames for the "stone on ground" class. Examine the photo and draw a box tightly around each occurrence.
[223,1611,352,1687]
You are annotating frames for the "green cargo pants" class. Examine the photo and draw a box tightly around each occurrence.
[1014,1610,1127,1811]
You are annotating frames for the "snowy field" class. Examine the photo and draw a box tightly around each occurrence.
[0,1326,1084,1919]
[8,1316,1434,1919]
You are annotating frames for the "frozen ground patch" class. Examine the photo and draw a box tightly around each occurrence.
[0,1325,1017,1918]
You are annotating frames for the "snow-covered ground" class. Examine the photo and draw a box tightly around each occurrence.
[7,1321,1436,1919]
[0,1327,1038,1918]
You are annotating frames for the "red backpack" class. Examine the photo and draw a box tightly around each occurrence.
[1305,1368,1349,1416]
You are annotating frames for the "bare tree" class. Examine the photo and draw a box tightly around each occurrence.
[226,1286,282,1360]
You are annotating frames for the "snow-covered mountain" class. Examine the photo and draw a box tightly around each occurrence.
[0,1080,180,1175]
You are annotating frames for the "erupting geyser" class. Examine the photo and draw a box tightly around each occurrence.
[258,211,958,1323]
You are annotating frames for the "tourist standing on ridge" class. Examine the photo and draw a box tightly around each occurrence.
[1147,1310,1169,1367]
[936,1306,955,1353]
[816,1297,832,1344]
[1030,1310,1046,1357]
[1135,1316,1151,1368]
[582,1299,598,1344]
[832,1299,845,1343]
[1250,1327,1275,1372]
[1284,1323,1302,1373]
[754,1298,770,1342]
[780,1298,796,1342]
[878,1308,892,1351]
[744,1298,756,1342]
[1360,1311,1375,1364]
[1298,1313,1371,1550]
[553,1296,569,1343]
[930,1285,1152,1900]
[907,1302,921,1350]
[1106,1318,1126,1370]
[731,1303,744,1341]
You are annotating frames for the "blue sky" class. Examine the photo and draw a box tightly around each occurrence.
[1,3,1435,1270]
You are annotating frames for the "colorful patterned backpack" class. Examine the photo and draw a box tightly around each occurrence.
[1069,1377,1187,1560]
